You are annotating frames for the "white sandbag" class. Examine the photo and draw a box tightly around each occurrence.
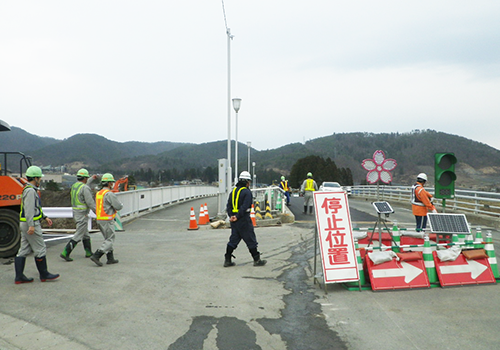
[353,231,367,240]
[436,246,462,262]
[368,251,399,265]
[402,231,425,239]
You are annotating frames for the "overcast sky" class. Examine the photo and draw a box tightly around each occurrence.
[1,1,499,153]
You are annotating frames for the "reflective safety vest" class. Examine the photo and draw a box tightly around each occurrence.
[305,179,315,191]
[71,182,87,210]
[411,183,425,206]
[19,184,43,222]
[96,189,116,221]
[281,180,289,191]
[231,187,246,213]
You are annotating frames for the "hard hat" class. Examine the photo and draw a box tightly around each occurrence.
[281,176,285,181]
[101,173,115,182]
[417,173,428,182]
[239,171,252,181]
[77,168,90,177]
[307,172,313,178]
[26,166,43,178]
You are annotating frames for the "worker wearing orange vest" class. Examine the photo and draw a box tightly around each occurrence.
[15,166,59,284]
[279,176,291,206]
[411,173,437,231]
[300,172,318,215]
[224,171,267,267]
[90,173,123,266]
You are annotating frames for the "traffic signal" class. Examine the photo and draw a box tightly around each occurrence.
[434,153,457,199]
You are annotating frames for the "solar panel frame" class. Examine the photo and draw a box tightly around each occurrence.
[372,201,394,214]
[428,213,470,234]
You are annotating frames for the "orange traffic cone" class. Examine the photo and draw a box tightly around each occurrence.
[188,207,199,230]
[204,203,210,224]
[198,204,206,225]
[251,204,257,227]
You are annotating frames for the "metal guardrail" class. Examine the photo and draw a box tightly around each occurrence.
[351,185,500,220]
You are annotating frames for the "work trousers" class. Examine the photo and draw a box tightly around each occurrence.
[17,221,47,258]
[304,191,314,207]
[72,210,91,242]
[97,220,116,254]
[227,216,258,250]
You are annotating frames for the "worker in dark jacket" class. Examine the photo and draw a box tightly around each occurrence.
[224,171,266,267]
[15,166,59,284]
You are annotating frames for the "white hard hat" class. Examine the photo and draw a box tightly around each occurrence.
[417,173,428,182]
[239,171,252,181]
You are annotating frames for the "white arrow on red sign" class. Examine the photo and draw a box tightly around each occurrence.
[372,261,423,283]
[439,259,487,279]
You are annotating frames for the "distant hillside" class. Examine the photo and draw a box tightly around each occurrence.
[2,127,500,190]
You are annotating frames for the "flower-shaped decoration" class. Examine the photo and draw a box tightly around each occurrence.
[361,150,397,184]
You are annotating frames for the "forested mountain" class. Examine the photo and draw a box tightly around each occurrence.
[2,127,500,189]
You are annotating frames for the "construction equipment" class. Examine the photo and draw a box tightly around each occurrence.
[0,120,33,258]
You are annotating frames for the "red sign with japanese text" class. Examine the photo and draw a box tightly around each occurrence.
[314,191,359,283]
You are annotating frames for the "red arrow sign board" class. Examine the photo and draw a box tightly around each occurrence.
[433,252,496,287]
[366,254,430,291]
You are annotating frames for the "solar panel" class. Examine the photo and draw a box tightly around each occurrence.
[428,213,470,234]
[372,201,394,214]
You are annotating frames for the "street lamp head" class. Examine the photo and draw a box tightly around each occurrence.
[232,98,242,113]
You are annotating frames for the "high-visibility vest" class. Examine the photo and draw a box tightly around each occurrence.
[281,180,289,191]
[411,183,425,206]
[96,189,116,221]
[19,184,43,222]
[231,187,246,213]
[305,179,315,191]
[71,182,87,210]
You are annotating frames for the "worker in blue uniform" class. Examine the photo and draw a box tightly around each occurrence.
[224,171,267,267]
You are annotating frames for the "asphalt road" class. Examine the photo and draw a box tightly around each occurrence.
[0,195,498,350]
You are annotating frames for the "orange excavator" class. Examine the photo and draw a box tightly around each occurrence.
[0,120,33,258]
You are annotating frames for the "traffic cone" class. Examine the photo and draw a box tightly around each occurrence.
[255,201,263,220]
[474,227,484,249]
[198,204,206,226]
[188,207,199,230]
[250,204,257,227]
[265,200,273,219]
[204,203,210,224]
[391,221,400,253]
[423,233,438,284]
[485,231,499,279]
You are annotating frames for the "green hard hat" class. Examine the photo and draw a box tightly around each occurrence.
[307,172,313,178]
[281,176,285,181]
[77,168,90,177]
[26,166,44,178]
[101,173,115,182]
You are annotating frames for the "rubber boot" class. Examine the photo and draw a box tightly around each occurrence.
[35,256,60,282]
[303,206,307,214]
[14,257,34,284]
[91,250,105,267]
[249,248,267,266]
[60,239,77,261]
[224,245,235,267]
[309,206,313,215]
[106,251,119,264]
[82,238,93,258]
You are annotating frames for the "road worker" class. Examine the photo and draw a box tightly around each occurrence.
[90,173,123,266]
[60,168,96,261]
[300,172,318,215]
[15,166,59,284]
[224,171,266,267]
[411,173,437,231]
[279,175,291,206]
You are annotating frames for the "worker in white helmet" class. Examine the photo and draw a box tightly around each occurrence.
[410,173,437,231]
[224,171,266,267]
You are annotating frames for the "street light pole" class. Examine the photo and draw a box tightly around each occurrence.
[247,141,251,171]
[252,161,256,189]
[232,97,241,183]
[226,28,234,197]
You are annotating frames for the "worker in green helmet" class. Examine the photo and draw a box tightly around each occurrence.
[300,172,318,215]
[15,166,59,284]
[60,168,97,262]
[90,173,123,266]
